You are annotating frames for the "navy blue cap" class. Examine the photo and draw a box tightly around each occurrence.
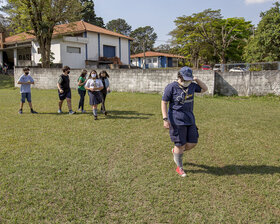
[179,66,193,81]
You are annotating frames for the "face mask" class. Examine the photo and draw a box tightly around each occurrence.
[25,72,29,75]
[91,73,97,78]
[182,81,192,87]
[179,79,192,88]
[67,71,70,74]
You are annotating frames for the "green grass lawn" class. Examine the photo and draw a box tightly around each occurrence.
[0,75,279,223]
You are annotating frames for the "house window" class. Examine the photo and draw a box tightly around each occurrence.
[146,58,152,64]
[37,48,41,54]
[67,46,81,54]
[153,57,157,63]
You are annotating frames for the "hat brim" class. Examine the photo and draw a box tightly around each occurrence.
[182,75,193,81]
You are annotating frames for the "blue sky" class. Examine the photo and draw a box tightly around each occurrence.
[94,0,277,46]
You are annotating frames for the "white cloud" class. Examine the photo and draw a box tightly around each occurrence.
[245,0,274,4]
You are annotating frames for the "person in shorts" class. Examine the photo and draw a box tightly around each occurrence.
[57,66,75,114]
[85,70,103,120]
[161,66,208,177]
[17,67,38,114]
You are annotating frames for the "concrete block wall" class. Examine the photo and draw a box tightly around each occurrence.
[15,68,280,96]
[14,68,215,95]
[215,71,280,96]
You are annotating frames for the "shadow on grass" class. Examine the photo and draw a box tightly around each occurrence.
[35,110,154,119]
[184,162,280,176]
[104,110,154,120]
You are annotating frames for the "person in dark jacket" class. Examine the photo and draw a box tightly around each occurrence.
[57,66,75,114]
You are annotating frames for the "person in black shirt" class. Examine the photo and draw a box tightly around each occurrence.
[57,66,75,114]
[99,70,110,115]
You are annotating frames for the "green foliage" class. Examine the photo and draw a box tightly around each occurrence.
[130,26,157,54]
[244,2,280,62]
[80,0,104,28]
[0,89,279,223]
[154,44,171,53]
[170,9,252,66]
[106,18,132,36]
[4,0,82,67]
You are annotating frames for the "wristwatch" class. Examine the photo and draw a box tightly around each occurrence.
[163,117,168,121]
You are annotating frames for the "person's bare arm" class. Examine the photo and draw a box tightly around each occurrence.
[57,83,63,93]
[161,100,170,129]
[193,77,208,93]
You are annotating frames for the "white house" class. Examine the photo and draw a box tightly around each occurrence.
[131,51,184,69]
[0,21,133,69]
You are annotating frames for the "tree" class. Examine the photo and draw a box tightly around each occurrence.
[80,0,104,28]
[244,2,280,62]
[106,18,132,36]
[170,9,252,65]
[154,44,171,53]
[130,26,157,54]
[5,0,82,67]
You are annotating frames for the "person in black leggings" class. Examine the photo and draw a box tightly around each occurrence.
[99,70,110,115]
[77,69,87,113]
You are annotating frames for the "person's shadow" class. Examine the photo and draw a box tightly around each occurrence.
[184,162,280,176]
[104,110,154,120]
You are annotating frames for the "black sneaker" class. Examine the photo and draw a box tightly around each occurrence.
[31,109,38,114]
[94,116,98,120]
[18,109,23,114]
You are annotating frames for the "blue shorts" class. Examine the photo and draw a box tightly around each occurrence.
[58,90,71,100]
[169,123,199,146]
[21,92,31,103]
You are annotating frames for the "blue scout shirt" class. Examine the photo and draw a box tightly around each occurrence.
[162,81,202,126]
[18,74,34,93]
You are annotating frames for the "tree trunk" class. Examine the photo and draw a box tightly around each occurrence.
[37,29,53,68]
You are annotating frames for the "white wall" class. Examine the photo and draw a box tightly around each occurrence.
[121,39,129,65]
[32,38,62,65]
[87,32,99,61]
[100,34,119,57]
[30,33,131,68]
[61,41,86,68]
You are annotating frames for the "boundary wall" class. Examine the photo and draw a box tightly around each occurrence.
[14,68,280,96]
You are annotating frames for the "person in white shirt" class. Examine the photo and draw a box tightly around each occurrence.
[85,70,103,120]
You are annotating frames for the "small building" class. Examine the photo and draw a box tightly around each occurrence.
[131,51,184,69]
[0,21,133,69]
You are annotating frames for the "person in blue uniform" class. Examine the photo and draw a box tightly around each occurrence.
[161,66,208,177]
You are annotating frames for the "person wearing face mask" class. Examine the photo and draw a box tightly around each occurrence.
[161,66,208,177]
[17,67,38,114]
[57,66,75,114]
[77,69,88,113]
[85,70,104,120]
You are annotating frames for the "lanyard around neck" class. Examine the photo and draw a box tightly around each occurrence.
[177,81,189,94]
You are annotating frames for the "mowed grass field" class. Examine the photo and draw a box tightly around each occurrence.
[0,75,279,223]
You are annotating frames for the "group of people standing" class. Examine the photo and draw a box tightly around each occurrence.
[76,68,110,119]
[18,66,110,120]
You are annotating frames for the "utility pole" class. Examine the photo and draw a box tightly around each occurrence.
[143,40,146,70]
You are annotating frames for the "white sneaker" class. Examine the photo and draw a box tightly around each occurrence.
[58,109,62,114]
[69,110,76,115]
[81,110,86,113]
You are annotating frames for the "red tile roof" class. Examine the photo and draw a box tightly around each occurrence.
[4,21,133,44]
[131,51,185,59]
